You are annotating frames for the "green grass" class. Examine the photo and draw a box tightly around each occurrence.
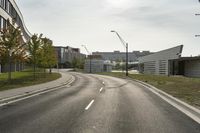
[0,69,61,91]
[100,72,200,108]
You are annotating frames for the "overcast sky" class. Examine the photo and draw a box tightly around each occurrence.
[17,0,200,56]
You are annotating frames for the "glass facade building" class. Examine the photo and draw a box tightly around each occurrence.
[0,0,31,72]
[0,0,31,41]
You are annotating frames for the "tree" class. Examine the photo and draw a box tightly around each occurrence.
[72,57,78,69]
[72,57,85,70]
[39,37,57,75]
[28,34,42,79]
[0,44,7,66]
[13,46,28,71]
[115,62,121,70]
[78,57,85,69]
[0,19,22,81]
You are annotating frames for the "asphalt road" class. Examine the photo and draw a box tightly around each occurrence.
[0,72,199,133]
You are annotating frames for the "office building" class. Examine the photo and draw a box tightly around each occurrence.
[0,0,31,72]
[54,46,86,68]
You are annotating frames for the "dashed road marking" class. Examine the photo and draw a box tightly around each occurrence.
[99,87,103,93]
[85,99,94,110]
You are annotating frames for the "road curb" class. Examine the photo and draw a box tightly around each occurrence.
[0,74,75,106]
[131,79,200,124]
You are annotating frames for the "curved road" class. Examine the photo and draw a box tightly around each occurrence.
[0,72,199,133]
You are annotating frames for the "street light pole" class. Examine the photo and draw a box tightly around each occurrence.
[111,30,129,76]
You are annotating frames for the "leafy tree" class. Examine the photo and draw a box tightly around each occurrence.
[0,19,22,81]
[72,57,85,70]
[115,62,121,70]
[78,58,85,69]
[39,37,57,75]
[13,46,28,71]
[0,45,7,65]
[72,57,78,69]
[28,34,42,79]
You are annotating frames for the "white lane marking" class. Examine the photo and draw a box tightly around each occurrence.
[0,93,41,107]
[85,100,94,110]
[99,87,103,93]
[0,93,29,102]
[0,76,76,107]
[0,85,66,107]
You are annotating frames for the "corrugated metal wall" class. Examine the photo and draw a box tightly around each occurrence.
[139,45,183,75]
[184,60,200,77]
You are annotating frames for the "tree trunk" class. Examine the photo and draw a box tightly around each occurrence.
[33,55,36,80]
[8,54,11,83]
[33,63,36,80]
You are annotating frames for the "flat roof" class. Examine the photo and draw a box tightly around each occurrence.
[170,56,200,61]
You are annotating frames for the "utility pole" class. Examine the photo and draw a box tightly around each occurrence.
[111,30,129,76]
[82,45,92,73]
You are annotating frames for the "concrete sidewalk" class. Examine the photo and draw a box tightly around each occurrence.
[0,71,73,100]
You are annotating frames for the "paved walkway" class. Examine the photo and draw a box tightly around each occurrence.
[0,70,73,99]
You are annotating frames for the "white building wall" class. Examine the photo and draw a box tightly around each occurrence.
[84,59,104,73]
[184,60,200,77]
[139,45,183,75]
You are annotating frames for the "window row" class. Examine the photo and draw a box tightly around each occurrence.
[0,0,20,25]
[0,0,12,15]
[0,16,6,30]
[0,16,29,40]
[0,0,30,39]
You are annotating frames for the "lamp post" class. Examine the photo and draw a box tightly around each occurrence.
[111,30,129,76]
[82,45,92,73]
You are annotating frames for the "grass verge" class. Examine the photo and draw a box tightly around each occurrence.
[0,69,61,91]
[100,72,200,108]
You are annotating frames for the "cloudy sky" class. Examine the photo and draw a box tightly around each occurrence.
[17,0,200,56]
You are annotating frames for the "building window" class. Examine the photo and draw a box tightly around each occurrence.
[0,0,4,8]
[6,0,10,13]
[4,0,7,10]
[3,17,6,29]
[0,17,4,30]
[0,17,2,30]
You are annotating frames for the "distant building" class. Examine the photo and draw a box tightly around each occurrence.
[139,45,200,78]
[84,55,112,73]
[92,51,152,62]
[54,46,86,68]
